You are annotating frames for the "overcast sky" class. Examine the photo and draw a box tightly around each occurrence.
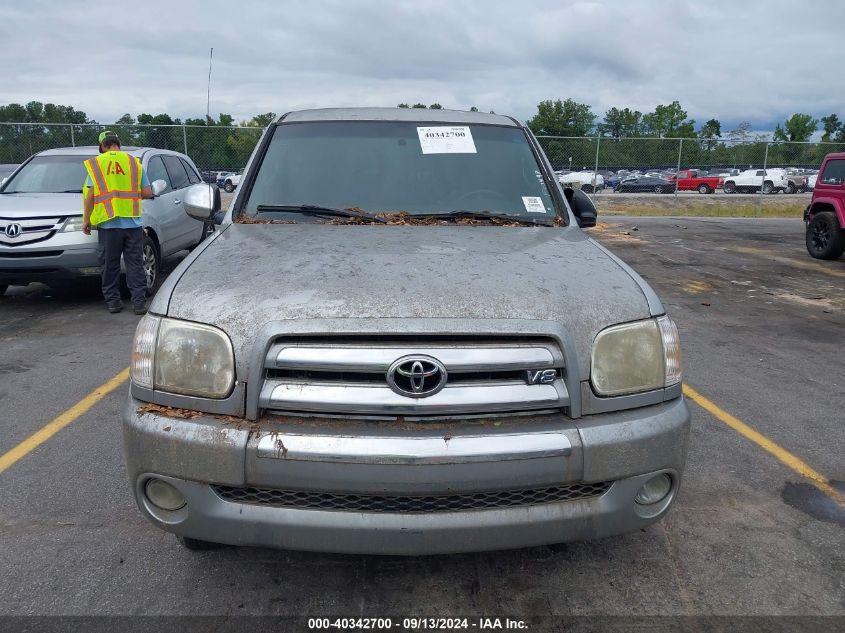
[1,0,842,133]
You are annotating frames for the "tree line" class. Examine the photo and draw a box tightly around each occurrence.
[2,99,844,170]
[0,102,275,169]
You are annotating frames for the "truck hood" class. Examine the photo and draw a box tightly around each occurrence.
[0,192,81,218]
[164,223,655,379]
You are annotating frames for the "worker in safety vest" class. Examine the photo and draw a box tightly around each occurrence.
[82,131,154,314]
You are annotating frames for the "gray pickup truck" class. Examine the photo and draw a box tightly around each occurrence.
[124,108,690,555]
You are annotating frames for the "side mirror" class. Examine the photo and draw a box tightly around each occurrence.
[151,179,167,196]
[182,183,221,223]
[564,187,597,228]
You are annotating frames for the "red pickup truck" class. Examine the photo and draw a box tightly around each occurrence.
[669,169,723,194]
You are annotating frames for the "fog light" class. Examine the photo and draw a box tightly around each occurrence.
[144,478,186,511]
[635,473,672,505]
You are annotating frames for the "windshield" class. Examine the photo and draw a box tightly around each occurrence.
[243,121,558,219]
[1,154,93,193]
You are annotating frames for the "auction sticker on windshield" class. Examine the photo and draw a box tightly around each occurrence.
[417,126,477,154]
[522,196,547,213]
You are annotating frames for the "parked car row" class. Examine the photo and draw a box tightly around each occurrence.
[557,165,818,194]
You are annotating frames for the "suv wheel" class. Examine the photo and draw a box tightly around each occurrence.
[224,180,235,193]
[723,181,736,193]
[761,181,774,194]
[785,182,796,194]
[142,236,161,295]
[806,211,845,260]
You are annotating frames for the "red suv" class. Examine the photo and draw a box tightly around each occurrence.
[804,153,845,259]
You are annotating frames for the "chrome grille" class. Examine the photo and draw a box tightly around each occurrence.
[0,216,66,247]
[259,337,569,416]
[212,482,612,513]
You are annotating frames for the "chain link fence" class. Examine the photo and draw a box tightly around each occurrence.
[536,135,845,212]
[0,122,264,177]
[1,122,843,213]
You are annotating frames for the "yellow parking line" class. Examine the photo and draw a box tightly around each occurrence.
[0,367,129,475]
[683,384,845,508]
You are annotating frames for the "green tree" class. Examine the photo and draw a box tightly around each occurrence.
[469,106,478,112]
[820,114,841,142]
[528,99,596,137]
[411,103,427,109]
[698,118,721,153]
[773,113,818,142]
[429,103,443,109]
[599,107,643,138]
[397,103,410,108]
[642,101,695,138]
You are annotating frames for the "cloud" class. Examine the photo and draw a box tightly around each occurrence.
[0,0,842,129]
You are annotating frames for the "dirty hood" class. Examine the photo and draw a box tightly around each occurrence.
[165,223,655,377]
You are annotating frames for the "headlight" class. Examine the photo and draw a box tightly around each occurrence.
[60,215,85,232]
[130,315,235,399]
[591,316,682,397]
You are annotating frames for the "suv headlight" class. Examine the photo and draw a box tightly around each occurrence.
[60,215,86,232]
[131,315,235,399]
[591,316,682,397]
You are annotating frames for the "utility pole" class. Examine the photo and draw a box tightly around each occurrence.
[206,48,214,123]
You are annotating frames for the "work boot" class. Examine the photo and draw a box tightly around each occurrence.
[107,303,123,314]
[133,304,147,315]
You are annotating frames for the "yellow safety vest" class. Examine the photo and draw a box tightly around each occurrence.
[83,151,144,226]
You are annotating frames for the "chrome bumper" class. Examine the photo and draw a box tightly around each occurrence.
[123,396,690,554]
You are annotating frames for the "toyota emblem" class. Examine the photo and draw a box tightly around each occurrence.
[4,223,22,238]
[386,355,448,398]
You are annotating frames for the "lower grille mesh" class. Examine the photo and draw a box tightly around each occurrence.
[212,482,612,513]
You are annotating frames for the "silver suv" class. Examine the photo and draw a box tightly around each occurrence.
[124,108,690,555]
[0,146,210,295]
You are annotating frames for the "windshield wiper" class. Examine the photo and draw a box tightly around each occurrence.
[255,204,386,223]
[421,211,554,226]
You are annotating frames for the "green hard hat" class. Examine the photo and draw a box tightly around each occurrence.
[98,130,119,144]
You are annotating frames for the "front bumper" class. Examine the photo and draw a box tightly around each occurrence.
[123,396,690,555]
[0,243,100,285]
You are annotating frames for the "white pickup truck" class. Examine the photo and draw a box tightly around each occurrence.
[221,171,243,193]
[557,171,605,193]
[722,169,789,194]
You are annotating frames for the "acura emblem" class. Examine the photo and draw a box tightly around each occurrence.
[387,355,448,398]
[4,223,22,238]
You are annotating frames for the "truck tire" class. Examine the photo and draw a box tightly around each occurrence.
[806,211,845,260]
[224,180,235,193]
[723,181,736,194]
[761,181,774,194]
[697,184,712,194]
[785,182,796,194]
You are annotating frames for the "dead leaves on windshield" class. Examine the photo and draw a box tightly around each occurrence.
[236,215,295,224]
[236,209,558,227]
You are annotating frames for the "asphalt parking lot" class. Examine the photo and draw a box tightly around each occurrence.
[0,217,842,626]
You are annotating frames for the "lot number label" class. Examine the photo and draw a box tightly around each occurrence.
[417,126,477,154]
